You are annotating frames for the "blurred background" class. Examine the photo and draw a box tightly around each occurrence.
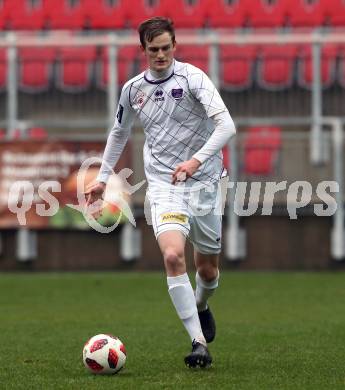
[0,0,345,271]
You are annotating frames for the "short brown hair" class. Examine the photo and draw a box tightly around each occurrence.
[138,17,175,48]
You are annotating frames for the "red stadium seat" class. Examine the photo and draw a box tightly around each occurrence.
[19,47,56,92]
[84,0,127,29]
[297,44,338,89]
[45,0,85,30]
[327,0,345,27]
[0,0,16,29]
[176,45,209,73]
[8,0,45,30]
[248,0,289,28]
[257,45,298,90]
[220,44,258,90]
[244,126,282,176]
[97,46,140,89]
[206,0,249,28]
[28,127,48,139]
[0,49,6,91]
[127,0,169,29]
[56,46,97,92]
[165,0,207,28]
[287,0,326,27]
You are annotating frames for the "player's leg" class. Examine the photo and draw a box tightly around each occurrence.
[157,230,205,344]
[157,230,212,368]
[195,251,219,310]
[194,250,219,343]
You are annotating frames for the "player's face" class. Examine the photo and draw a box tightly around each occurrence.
[142,32,176,73]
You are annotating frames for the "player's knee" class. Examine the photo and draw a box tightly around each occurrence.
[197,265,218,282]
[163,248,184,272]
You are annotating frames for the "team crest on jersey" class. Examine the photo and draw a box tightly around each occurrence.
[154,89,165,102]
[171,88,184,100]
[135,91,146,108]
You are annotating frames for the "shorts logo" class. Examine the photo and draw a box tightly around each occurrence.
[171,88,184,100]
[160,213,188,224]
[154,89,164,102]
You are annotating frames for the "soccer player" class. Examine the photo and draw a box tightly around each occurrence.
[85,17,236,368]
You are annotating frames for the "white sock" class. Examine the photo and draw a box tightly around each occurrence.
[167,273,206,345]
[195,271,219,312]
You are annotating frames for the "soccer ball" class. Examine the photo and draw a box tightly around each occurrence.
[82,334,126,374]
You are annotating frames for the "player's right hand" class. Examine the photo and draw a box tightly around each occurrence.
[84,181,106,207]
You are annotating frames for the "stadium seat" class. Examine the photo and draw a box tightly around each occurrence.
[248,0,289,28]
[297,44,338,89]
[8,0,45,30]
[97,46,140,89]
[19,47,56,92]
[220,44,258,90]
[0,49,6,91]
[84,0,127,29]
[165,0,207,28]
[257,45,298,90]
[28,127,48,139]
[45,0,85,30]
[56,46,97,92]
[244,126,282,176]
[176,45,209,73]
[127,0,170,29]
[327,0,345,27]
[287,0,326,27]
[0,0,16,29]
[206,0,250,28]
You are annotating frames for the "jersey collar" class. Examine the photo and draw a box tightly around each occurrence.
[144,60,175,84]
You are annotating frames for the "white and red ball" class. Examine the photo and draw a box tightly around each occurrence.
[82,334,126,374]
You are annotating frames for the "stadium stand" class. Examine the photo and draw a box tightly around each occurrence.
[7,0,46,30]
[84,0,127,29]
[220,44,258,90]
[244,126,282,176]
[327,0,345,26]
[297,44,338,89]
[56,46,97,92]
[287,0,326,27]
[28,126,48,139]
[165,0,206,28]
[206,0,250,28]
[45,0,85,30]
[247,0,289,28]
[338,44,345,88]
[19,47,56,92]
[97,46,140,89]
[257,44,298,90]
[176,45,209,73]
[0,48,6,91]
[127,0,169,29]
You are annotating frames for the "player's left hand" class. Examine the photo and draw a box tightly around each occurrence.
[171,158,201,185]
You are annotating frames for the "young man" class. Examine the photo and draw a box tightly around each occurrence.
[85,17,236,368]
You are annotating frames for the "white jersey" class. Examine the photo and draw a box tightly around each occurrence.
[98,60,230,186]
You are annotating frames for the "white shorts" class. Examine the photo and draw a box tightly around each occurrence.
[147,182,223,254]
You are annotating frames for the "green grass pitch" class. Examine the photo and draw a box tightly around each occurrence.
[1,271,345,389]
